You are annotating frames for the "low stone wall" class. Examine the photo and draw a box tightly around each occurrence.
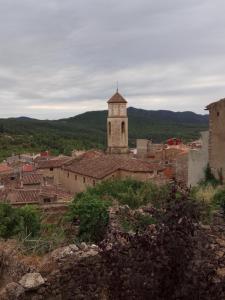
[0,244,107,300]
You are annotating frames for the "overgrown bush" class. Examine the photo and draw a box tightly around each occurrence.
[68,195,110,243]
[0,203,22,239]
[190,185,219,223]
[18,205,41,238]
[0,203,41,239]
[100,196,217,300]
[200,163,220,187]
[213,187,225,215]
[76,179,170,209]
[119,211,156,233]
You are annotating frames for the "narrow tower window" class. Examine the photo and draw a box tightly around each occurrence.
[121,121,125,134]
[108,122,111,135]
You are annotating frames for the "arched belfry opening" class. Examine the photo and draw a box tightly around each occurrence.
[121,121,125,134]
[106,90,129,154]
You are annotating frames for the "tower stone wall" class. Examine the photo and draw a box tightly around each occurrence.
[107,92,129,154]
[207,98,225,182]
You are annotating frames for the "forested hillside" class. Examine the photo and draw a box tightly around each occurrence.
[0,107,208,161]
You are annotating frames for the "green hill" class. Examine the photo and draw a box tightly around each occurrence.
[0,107,208,161]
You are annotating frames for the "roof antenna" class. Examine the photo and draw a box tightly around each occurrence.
[116,81,119,93]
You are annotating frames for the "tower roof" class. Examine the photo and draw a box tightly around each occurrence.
[107,91,127,104]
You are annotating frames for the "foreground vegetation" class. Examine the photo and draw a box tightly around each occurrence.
[0,175,224,251]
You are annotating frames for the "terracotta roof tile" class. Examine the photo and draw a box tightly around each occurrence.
[64,155,164,179]
[22,164,34,172]
[22,173,42,185]
[37,157,72,169]
[0,163,13,173]
[12,190,40,204]
[8,185,72,204]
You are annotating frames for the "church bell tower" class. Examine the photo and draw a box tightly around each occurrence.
[107,90,129,154]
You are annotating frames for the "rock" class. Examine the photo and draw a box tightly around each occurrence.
[5,282,25,297]
[69,244,79,252]
[216,238,225,247]
[87,249,99,256]
[79,242,88,251]
[90,244,99,251]
[200,224,211,230]
[19,273,45,290]
[119,205,130,213]
[216,268,225,277]
[51,246,74,260]
[216,250,224,258]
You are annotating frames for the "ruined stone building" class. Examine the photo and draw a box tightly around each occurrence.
[207,98,225,183]
[187,131,209,186]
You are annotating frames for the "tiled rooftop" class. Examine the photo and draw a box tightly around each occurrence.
[0,163,13,174]
[37,156,72,169]
[64,154,164,179]
[22,173,43,185]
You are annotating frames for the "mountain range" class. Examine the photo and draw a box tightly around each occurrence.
[0,107,209,161]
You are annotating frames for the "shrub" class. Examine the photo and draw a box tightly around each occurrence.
[18,205,41,237]
[190,185,218,223]
[77,179,170,209]
[134,213,156,232]
[68,195,110,243]
[0,203,22,239]
[0,203,41,239]
[213,188,225,215]
[100,196,216,300]
[200,164,220,187]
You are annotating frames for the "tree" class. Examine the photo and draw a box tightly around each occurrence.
[19,205,41,237]
[0,203,21,239]
[0,204,41,239]
[68,195,109,243]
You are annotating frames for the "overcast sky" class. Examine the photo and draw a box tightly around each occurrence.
[0,0,225,119]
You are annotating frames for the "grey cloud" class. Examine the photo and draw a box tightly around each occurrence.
[0,0,225,118]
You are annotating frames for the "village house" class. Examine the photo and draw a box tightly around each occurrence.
[187,131,209,186]
[0,157,73,206]
[36,156,72,185]
[0,163,13,182]
[60,154,166,194]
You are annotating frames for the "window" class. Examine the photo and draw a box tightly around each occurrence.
[67,172,70,178]
[44,198,51,203]
[75,175,77,180]
[121,121,125,134]
[108,122,111,136]
[93,180,96,186]
[50,167,53,171]
[217,111,220,117]
[83,177,86,183]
